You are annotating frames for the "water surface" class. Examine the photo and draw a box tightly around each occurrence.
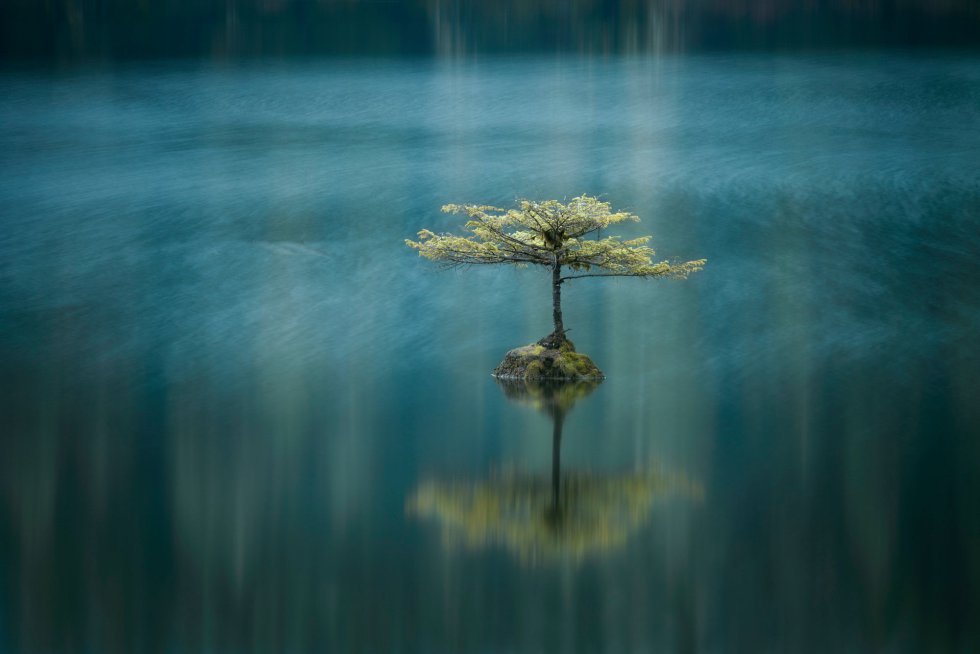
[1,53,979,652]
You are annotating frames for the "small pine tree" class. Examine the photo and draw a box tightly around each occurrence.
[407,195,705,347]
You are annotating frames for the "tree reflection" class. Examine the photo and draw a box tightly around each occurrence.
[408,379,702,564]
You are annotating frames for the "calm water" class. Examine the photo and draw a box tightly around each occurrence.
[1,53,979,653]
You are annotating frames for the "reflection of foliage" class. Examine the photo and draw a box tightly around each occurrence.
[408,466,703,564]
[496,378,601,416]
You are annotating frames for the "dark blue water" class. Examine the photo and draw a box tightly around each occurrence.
[1,53,979,652]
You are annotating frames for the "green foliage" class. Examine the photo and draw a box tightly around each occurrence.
[406,195,706,282]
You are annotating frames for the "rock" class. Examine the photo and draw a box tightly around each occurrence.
[491,337,604,380]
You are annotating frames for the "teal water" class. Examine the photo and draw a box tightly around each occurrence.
[1,53,979,652]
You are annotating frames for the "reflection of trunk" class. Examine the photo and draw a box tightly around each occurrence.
[551,265,564,337]
[551,410,564,514]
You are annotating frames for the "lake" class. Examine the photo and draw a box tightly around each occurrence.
[1,52,979,652]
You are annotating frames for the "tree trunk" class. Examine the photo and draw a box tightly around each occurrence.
[551,264,564,337]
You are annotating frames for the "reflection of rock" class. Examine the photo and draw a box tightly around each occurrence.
[495,377,601,416]
[408,466,702,564]
[492,337,603,380]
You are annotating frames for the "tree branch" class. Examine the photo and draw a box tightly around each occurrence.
[472,215,551,256]
[560,272,668,282]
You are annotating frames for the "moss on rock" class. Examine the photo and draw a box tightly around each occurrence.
[492,337,604,380]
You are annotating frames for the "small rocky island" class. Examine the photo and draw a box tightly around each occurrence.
[492,332,603,380]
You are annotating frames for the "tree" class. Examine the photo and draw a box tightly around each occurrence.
[406,196,706,347]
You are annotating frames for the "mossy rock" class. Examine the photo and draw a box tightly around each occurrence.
[492,337,604,381]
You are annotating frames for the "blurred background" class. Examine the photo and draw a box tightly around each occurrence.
[2,0,979,60]
[1,2,979,654]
